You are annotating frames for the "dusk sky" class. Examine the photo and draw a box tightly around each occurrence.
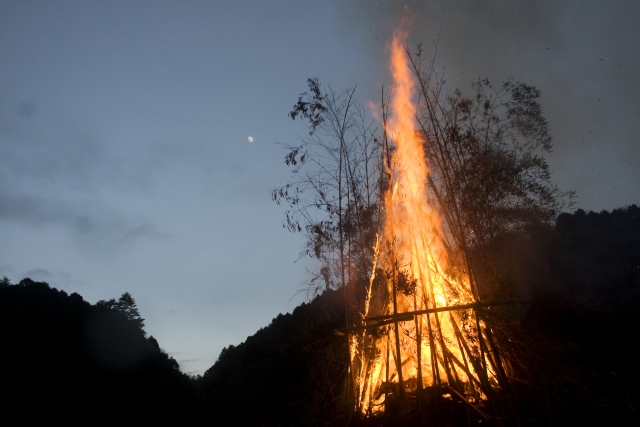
[2,0,638,375]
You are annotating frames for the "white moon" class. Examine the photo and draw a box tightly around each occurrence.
[247,136,254,143]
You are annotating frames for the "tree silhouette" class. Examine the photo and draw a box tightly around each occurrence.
[116,292,145,331]
[97,291,145,333]
[405,49,575,298]
[0,279,199,422]
[274,79,381,298]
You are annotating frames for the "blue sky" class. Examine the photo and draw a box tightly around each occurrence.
[2,0,638,375]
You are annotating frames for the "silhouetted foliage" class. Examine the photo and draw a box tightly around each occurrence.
[199,289,349,426]
[96,291,146,333]
[477,205,640,426]
[0,279,199,422]
[403,50,575,302]
[289,77,328,135]
[194,204,639,426]
[274,78,381,298]
[1,206,638,425]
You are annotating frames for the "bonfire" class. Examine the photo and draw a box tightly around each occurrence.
[345,25,514,419]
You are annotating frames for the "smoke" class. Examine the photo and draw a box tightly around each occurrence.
[333,0,640,211]
[335,1,563,85]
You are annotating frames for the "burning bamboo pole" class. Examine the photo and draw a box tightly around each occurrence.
[344,24,521,421]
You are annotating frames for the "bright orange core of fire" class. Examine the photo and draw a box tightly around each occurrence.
[352,27,487,415]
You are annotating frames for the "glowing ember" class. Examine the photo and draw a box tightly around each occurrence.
[350,25,503,415]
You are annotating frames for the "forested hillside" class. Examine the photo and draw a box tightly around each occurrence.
[199,289,347,426]
[480,205,640,426]
[2,205,638,425]
[0,279,199,422]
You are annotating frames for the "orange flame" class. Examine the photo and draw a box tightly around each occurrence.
[354,26,486,414]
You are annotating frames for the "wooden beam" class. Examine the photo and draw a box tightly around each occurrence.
[334,300,529,334]
[363,300,530,323]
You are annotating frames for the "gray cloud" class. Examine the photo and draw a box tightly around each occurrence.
[6,267,86,292]
[0,265,16,278]
[0,192,161,245]
[0,97,223,247]
[23,268,54,282]
[334,0,640,210]
[176,357,205,376]
[0,112,104,194]
[177,358,202,364]
[16,101,37,118]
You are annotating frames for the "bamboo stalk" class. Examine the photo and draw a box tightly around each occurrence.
[335,300,528,333]
[415,314,423,410]
[364,300,529,323]
[391,270,406,403]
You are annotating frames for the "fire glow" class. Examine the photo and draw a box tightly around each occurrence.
[349,26,505,415]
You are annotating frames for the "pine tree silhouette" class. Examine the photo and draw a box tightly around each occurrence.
[115,292,145,332]
[96,292,146,333]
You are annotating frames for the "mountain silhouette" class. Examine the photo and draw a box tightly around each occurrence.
[1,205,638,425]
